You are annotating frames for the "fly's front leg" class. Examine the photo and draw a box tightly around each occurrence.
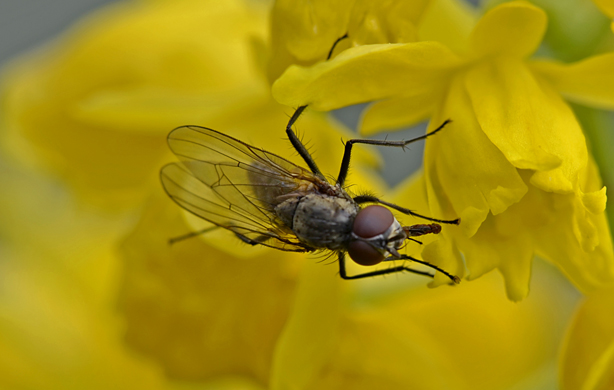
[336,119,452,187]
[285,105,325,177]
[384,254,460,284]
[338,252,435,280]
[284,34,349,179]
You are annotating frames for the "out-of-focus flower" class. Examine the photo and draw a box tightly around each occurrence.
[118,192,302,384]
[560,286,614,390]
[270,239,577,390]
[1,0,268,207]
[272,1,614,300]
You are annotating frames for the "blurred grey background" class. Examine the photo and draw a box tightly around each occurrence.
[0,1,117,67]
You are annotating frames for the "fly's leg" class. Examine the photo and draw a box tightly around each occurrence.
[285,33,349,178]
[336,119,452,187]
[338,252,437,280]
[285,105,324,176]
[327,33,348,60]
[169,227,273,247]
[353,195,460,225]
[384,254,460,284]
[235,233,272,246]
[169,226,219,245]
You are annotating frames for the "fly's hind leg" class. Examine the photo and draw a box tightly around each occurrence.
[168,226,219,245]
[235,233,272,246]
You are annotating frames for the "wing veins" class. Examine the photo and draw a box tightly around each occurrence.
[163,170,274,231]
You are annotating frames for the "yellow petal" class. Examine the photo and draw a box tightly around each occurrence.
[534,193,614,294]
[359,94,438,135]
[530,54,614,110]
[348,0,426,45]
[469,1,547,58]
[425,74,528,238]
[466,59,588,193]
[268,0,353,80]
[422,233,465,287]
[272,42,462,111]
[270,261,346,390]
[418,0,477,54]
[271,0,353,62]
[560,287,614,390]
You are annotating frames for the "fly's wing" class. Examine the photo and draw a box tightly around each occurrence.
[160,125,317,252]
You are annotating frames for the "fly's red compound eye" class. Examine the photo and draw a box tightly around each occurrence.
[348,205,394,266]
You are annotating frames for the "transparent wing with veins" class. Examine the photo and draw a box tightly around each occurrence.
[160,125,321,252]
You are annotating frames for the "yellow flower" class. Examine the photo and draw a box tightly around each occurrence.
[1,0,267,207]
[272,1,614,300]
[267,0,475,81]
[560,287,614,390]
[0,1,590,388]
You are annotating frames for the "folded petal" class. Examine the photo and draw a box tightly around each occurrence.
[530,54,614,110]
[534,198,614,294]
[391,172,464,284]
[426,74,528,238]
[272,42,462,110]
[466,59,588,193]
[469,1,547,58]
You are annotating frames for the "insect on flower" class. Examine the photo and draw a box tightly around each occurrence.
[160,37,461,283]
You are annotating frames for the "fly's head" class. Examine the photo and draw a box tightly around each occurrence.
[347,205,442,266]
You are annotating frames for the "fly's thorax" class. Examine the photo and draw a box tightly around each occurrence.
[276,193,359,250]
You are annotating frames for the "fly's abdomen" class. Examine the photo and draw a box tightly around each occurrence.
[278,193,359,250]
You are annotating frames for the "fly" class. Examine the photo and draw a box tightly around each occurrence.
[160,36,461,284]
